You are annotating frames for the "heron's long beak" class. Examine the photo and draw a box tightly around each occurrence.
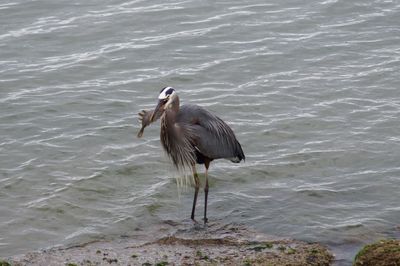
[150,100,165,122]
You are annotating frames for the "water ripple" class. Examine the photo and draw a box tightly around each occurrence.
[1,0,400,264]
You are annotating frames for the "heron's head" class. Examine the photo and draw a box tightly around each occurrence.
[150,87,178,121]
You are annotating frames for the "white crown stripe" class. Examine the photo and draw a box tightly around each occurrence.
[158,87,174,99]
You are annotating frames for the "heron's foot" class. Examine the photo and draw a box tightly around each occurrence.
[191,216,199,224]
[203,217,208,224]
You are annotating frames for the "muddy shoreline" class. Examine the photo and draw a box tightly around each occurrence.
[6,221,334,266]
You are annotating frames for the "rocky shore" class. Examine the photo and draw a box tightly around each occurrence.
[4,221,334,266]
[353,239,400,266]
[3,219,399,266]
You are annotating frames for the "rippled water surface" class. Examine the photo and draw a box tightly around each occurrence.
[1,0,400,264]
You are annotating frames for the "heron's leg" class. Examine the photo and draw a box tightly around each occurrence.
[204,161,210,224]
[191,165,200,222]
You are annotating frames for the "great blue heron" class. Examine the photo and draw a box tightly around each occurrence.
[137,87,245,223]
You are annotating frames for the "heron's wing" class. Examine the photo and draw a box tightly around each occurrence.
[177,105,245,162]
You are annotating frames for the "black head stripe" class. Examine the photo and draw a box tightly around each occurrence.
[158,87,175,99]
[165,87,174,96]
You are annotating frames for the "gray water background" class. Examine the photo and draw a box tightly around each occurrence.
[1,0,400,264]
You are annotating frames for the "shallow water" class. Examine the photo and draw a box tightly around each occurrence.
[1,0,400,264]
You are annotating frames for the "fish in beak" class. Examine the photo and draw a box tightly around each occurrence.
[137,99,167,138]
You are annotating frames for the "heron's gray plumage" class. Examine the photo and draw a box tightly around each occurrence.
[160,106,196,172]
[140,87,245,223]
[176,105,245,163]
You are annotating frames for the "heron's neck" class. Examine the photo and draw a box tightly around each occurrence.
[165,96,180,121]
[161,96,180,146]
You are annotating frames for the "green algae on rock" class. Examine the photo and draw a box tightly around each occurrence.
[353,239,400,266]
[0,260,11,266]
